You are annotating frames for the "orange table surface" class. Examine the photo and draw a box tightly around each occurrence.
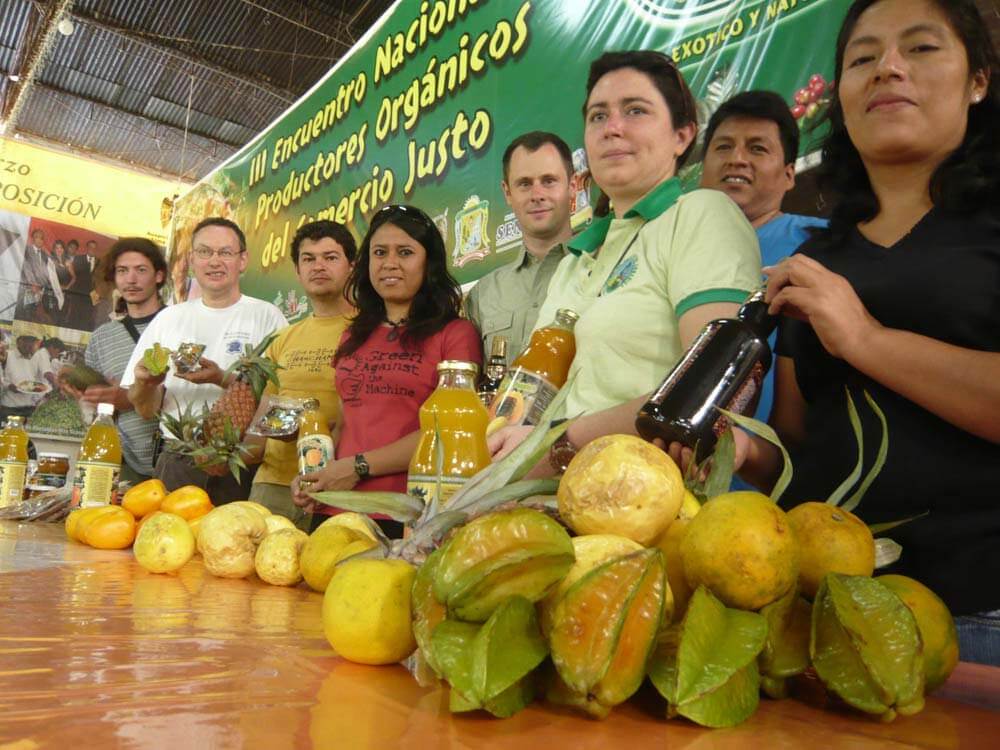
[1,520,997,749]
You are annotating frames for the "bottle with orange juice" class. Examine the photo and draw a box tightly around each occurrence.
[488,308,578,426]
[0,416,30,508]
[297,398,333,477]
[408,361,490,508]
[73,402,122,508]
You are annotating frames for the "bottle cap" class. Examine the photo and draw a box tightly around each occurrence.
[555,308,579,323]
[490,335,508,359]
[302,398,320,410]
[97,402,115,416]
[437,360,479,375]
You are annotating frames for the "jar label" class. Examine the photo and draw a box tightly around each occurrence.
[298,434,334,475]
[73,461,120,508]
[34,472,68,489]
[487,367,558,426]
[0,461,27,508]
[407,475,467,508]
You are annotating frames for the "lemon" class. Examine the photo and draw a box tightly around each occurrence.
[317,512,381,543]
[322,558,417,665]
[300,525,368,592]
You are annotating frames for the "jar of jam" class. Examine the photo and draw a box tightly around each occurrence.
[35,452,70,489]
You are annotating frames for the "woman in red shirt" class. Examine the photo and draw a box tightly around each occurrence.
[292,205,482,536]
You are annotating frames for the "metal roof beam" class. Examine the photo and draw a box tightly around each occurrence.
[68,7,298,105]
[31,80,244,149]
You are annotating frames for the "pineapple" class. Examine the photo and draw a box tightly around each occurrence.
[161,333,281,481]
[205,334,281,440]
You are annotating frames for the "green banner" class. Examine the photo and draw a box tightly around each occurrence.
[168,0,846,320]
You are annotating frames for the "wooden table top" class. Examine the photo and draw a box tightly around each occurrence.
[1,520,997,749]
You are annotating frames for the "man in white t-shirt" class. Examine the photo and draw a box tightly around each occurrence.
[122,217,287,500]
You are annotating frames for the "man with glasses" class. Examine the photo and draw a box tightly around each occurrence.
[121,217,286,500]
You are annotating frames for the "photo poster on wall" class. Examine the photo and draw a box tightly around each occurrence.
[0,208,117,438]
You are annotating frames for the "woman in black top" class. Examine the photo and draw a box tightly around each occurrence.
[735,0,1000,663]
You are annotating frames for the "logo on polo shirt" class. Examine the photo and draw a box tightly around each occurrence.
[604,256,638,295]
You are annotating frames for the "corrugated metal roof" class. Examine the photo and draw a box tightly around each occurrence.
[0,0,396,181]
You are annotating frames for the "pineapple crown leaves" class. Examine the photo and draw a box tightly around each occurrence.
[160,403,252,483]
[309,376,577,563]
[222,332,283,400]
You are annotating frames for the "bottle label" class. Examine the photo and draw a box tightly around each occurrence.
[407,475,468,508]
[298,434,334,475]
[488,367,558,426]
[34,471,68,489]
[646,324,719,405]
[712,361,766,437]
[73,461,120,508]
[0,461,28,508]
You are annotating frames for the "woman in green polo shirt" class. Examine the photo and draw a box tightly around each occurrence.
[529,50,760,421]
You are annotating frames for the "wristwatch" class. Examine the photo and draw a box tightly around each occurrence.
[549,432,578,474]
[353,453,371,480]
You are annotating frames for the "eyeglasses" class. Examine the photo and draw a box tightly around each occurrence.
[372,204,437,231]
[192,247,243,260]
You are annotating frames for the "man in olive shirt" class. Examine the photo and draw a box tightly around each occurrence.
[465,131,574,362]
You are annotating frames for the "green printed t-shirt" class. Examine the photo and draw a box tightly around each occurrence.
[534,180,761,417]
[252,314,349,486]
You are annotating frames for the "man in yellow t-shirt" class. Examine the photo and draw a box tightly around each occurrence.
[247,221,356,529]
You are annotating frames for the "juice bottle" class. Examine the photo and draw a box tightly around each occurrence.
[635,288,778,461]
[297,399,334,477]
[488,308,578,426]
[408,361,490,507]
[73,402,122,508]
[0,416,29,508]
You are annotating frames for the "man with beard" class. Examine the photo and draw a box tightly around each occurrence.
[465,132,575,363]
[245,220,357,529]
[63,238,167,483]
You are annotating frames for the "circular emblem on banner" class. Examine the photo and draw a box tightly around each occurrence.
[625,0,734,26]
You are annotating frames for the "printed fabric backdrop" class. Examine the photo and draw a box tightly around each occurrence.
[0,137,179,437]
[168,0,847,319]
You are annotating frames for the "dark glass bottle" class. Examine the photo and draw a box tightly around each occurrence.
[478,335,508,408]
[635,289,777,461]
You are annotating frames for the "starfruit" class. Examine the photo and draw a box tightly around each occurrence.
[412,541,450,676]
[810,573,925,721]
[143,343,171,376]
[431,596,548,718]
[548,548,667,715]
[758,586,811,699]
[433,508,574,622]
[648,586,767,728]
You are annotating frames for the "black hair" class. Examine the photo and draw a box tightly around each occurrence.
[815,0,1000,247]
[501,131,574,182]
[192,217,247,254]
[702,90,801,166]
[42,337,65,352]
[584,50,699,167]
[335,205,463,362]
[103,237,168,289]
[67,239,79,249]
[290,220,358,265]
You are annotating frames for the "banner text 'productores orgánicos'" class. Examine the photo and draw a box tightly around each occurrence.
[253,1,532,265]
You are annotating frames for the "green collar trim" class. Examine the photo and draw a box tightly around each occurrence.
[568,178,683,255]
